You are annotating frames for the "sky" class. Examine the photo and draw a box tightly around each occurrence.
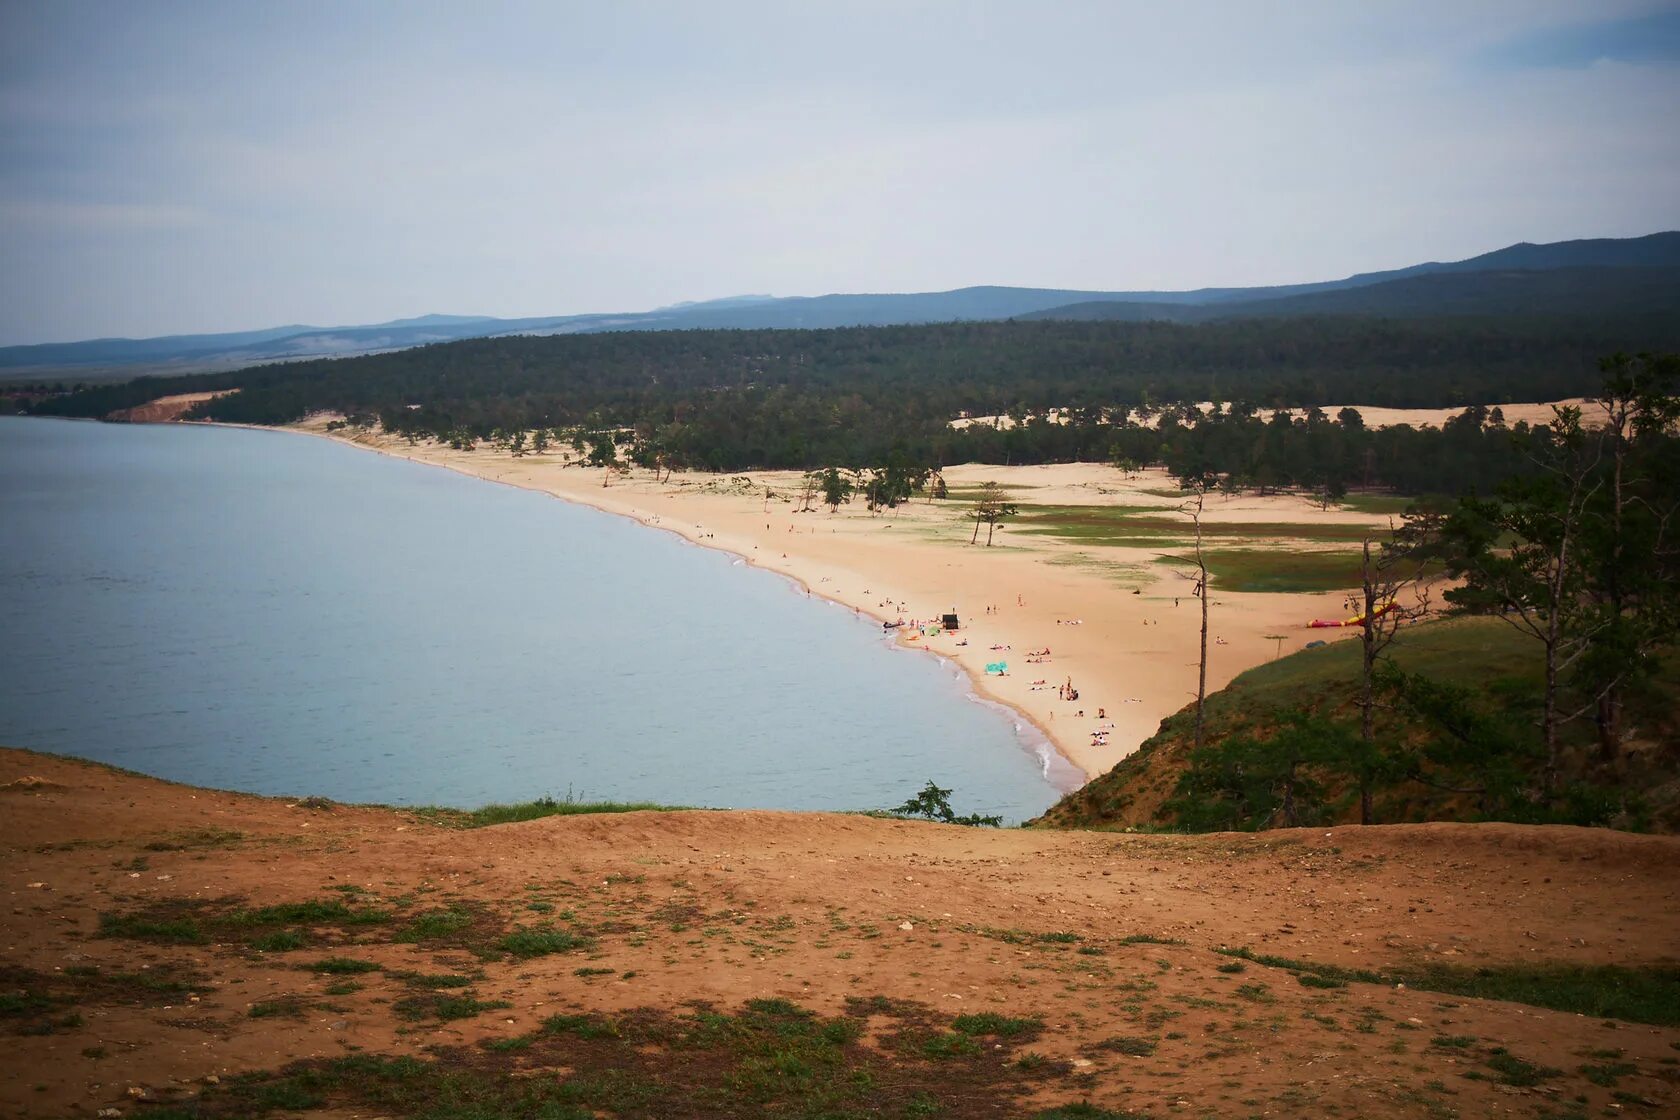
[1,1,1677,345]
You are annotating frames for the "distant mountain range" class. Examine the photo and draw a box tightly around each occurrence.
[5,232,1676,377]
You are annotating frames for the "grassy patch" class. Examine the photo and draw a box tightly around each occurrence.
[305,957,380,975]
[1483,1048,1561,1087]
[1156,548,1366,593]
[141,828,245,851]
[97,910,207,944]
[392,907,477,943]
[1337,492,1423,515]
[1117,933,1184,946]
[232,899,391,927]
[248,996,309,1019]
[920,1030,984,1059]
[120,996,1119,1119]
[1033,1104,1152,1120]
[952,1012,1043,1039]
[1431,1035,1477,1050]
[498,925,593,959]
[389,971,476,990]
[1016,504,1376,550]
[1217,947,1680,1027]
[968,926,1087,948]
[1579,1060,1638,1087]
[541,1012,623,1040]
[406,794,697,829]
[392,992,512,1022]
[251,929,308,952]
[100,896,392,949]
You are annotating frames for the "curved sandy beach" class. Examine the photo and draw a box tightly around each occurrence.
[273,415,1436,786]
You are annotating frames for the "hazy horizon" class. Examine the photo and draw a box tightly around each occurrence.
[3,1,1677,346]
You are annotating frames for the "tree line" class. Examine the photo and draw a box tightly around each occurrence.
[27,314,1674,495]
[1160,354,1680,831]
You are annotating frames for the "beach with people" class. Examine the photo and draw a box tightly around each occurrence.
[288,412,1448,782]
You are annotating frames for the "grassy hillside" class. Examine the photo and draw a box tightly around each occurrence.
[1032,616,1680,833]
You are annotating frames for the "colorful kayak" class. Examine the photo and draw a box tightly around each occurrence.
[1307,602,1395,629]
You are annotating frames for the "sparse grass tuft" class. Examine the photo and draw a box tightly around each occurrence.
[1216,947,1680,1027]
[306,957,380,975]
[1484,1048,1560,1087]
[248,996,308,1019]
[98,912,206,944]
[406,794,699,829]
[951,1012,1042,1039]
[920,1031,983,1059]
[251,929,307,952]
[1033,1104,1153,1120]
[541,1012,622,1040]
[109,996,1145,1118]
[392,992,511,1022]
[498,926,593,959]
[393,907,475,942]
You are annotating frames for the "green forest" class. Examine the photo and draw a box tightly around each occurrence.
[24,314,1678,496]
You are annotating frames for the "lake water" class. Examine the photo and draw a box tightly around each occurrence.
[0,416,1073,822]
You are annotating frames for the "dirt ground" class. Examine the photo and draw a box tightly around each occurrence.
[3,748,1677,1119]
[108,393,232,424]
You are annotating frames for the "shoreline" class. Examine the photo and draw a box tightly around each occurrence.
[244,415,1399,784]
[260,419,1083,788]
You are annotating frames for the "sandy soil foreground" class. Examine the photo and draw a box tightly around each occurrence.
[283,415,1435,784]
[2,750,1676,1119]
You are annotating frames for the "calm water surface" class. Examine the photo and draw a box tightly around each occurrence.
[0,416,1072,821]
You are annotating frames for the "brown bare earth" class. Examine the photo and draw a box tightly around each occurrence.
[4,748,1678,1119]
[108,392,233,424]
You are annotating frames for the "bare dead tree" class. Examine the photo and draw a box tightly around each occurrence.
[1178,483,1211,751]
[796,472,820,513]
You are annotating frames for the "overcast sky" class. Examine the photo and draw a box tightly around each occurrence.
[1,1,1677,345]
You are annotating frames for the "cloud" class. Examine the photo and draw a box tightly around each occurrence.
[0,2,1677,343]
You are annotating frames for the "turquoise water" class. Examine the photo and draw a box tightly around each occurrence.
[0,416,1073,821]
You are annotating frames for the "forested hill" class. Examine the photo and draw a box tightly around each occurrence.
[1023,266,1680,323]
[6,231,1675,375]
[23,316,1678,485]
